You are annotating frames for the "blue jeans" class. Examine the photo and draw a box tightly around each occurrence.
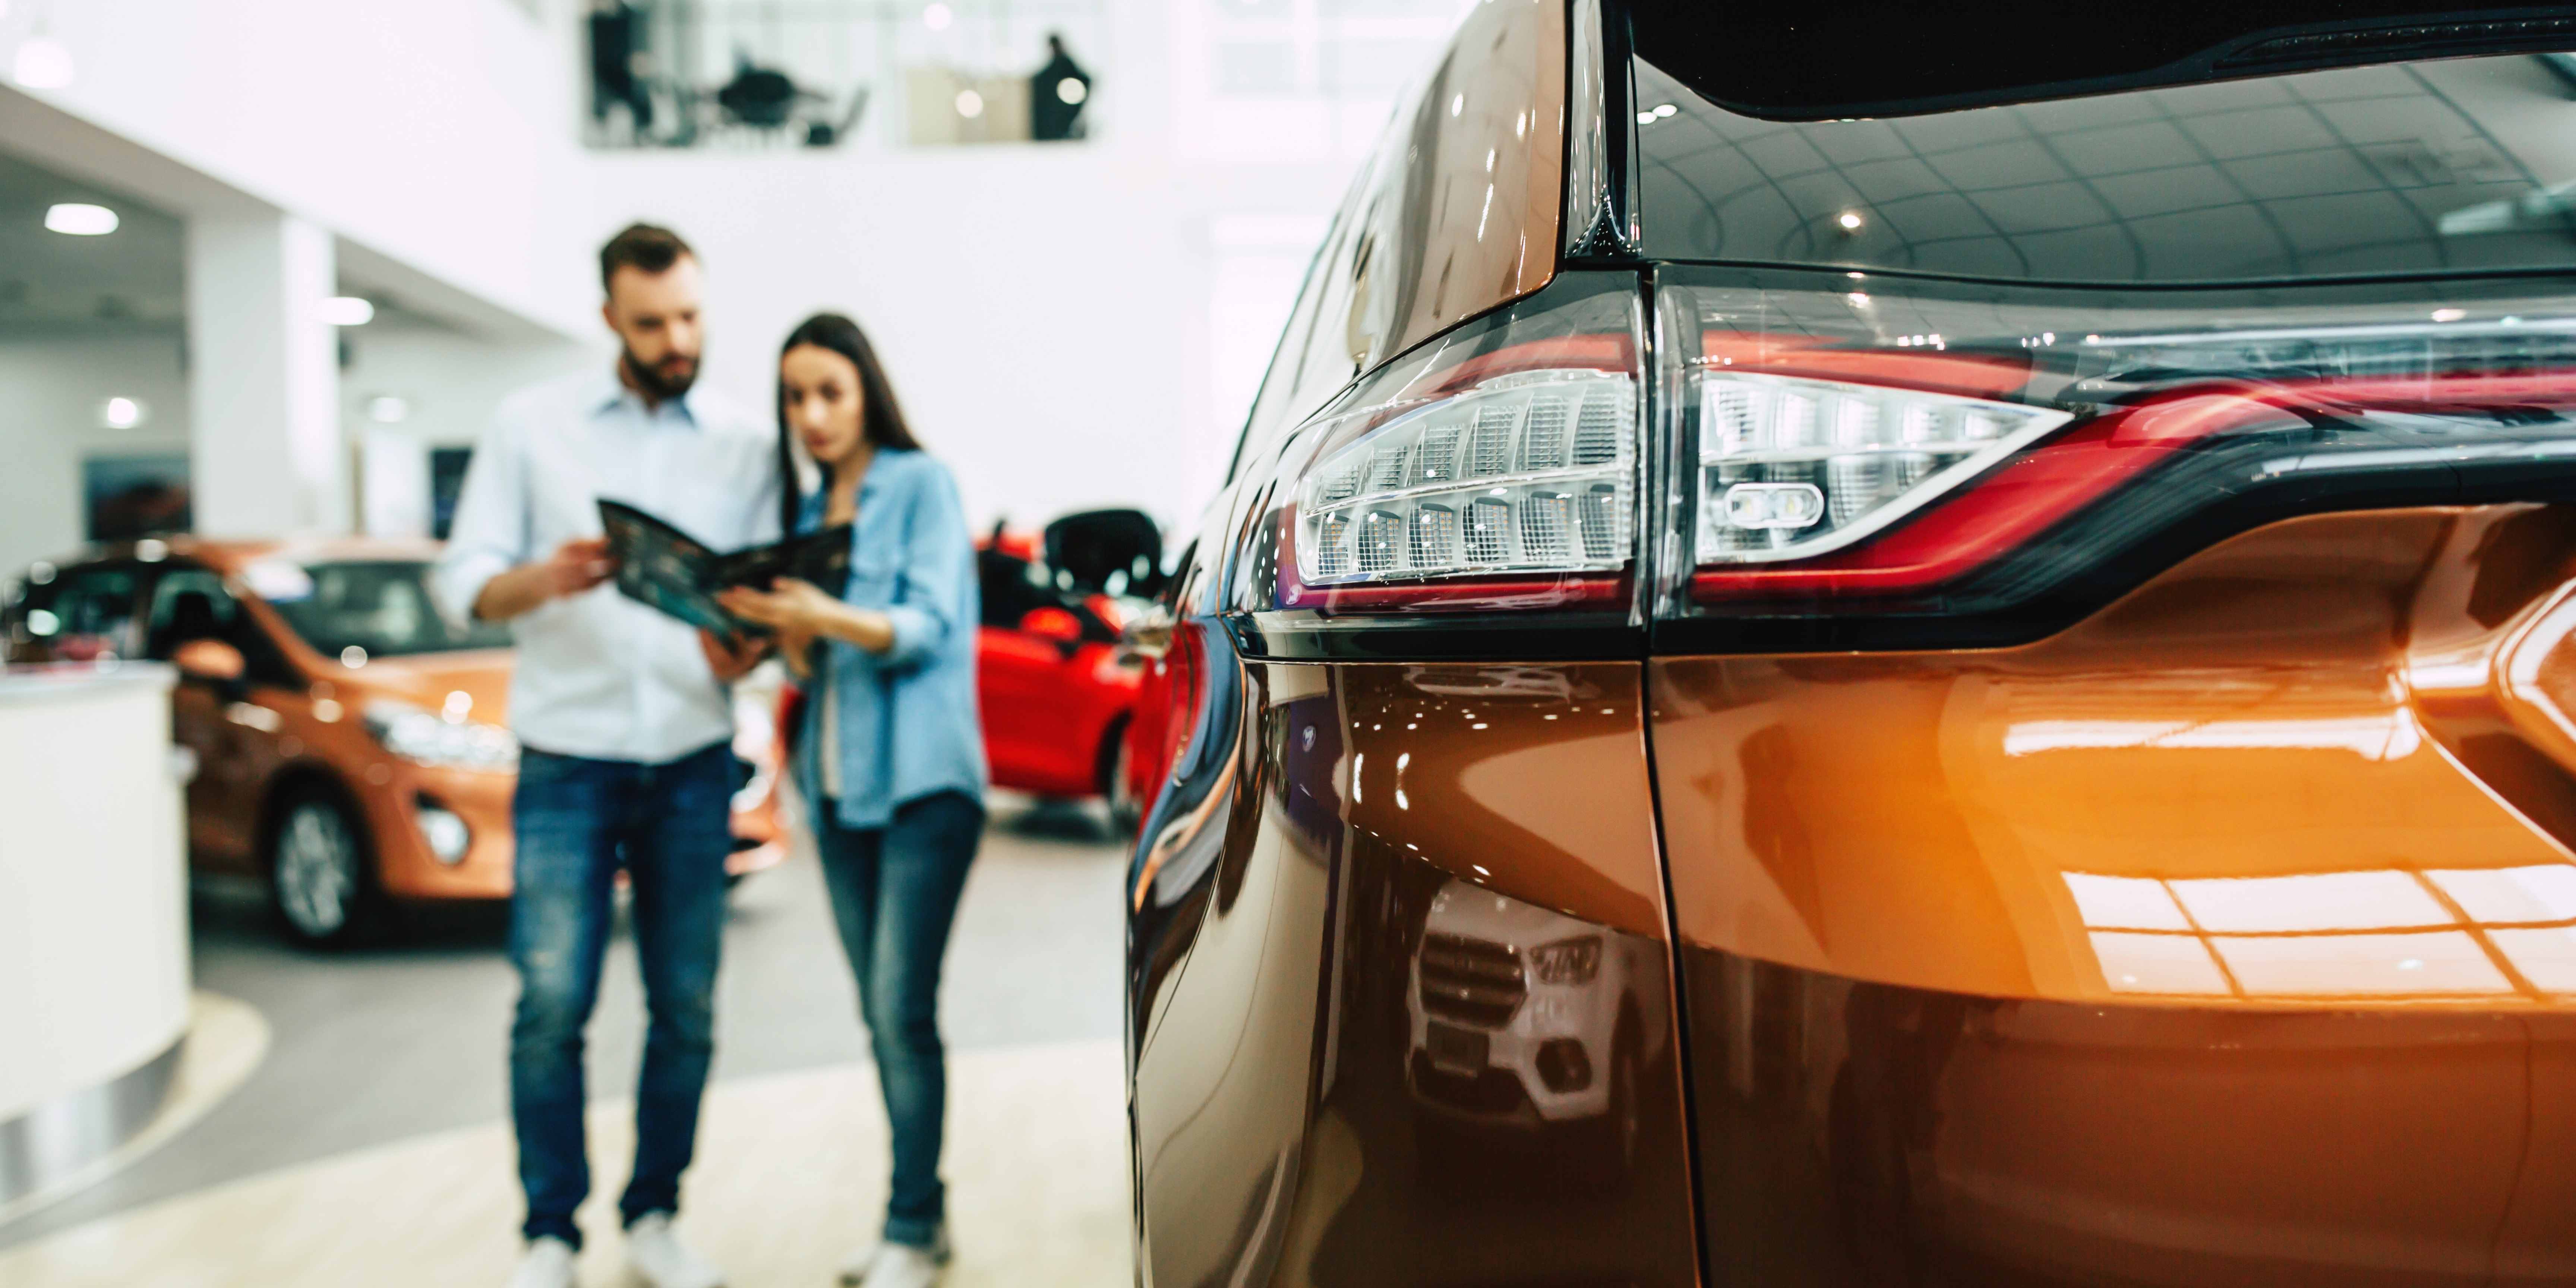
[509,742,735,1248]
[813,790,982,1247]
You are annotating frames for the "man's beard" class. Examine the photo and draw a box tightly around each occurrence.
[622,345,699,401]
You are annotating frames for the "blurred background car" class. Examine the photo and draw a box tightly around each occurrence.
[1,538,787,947]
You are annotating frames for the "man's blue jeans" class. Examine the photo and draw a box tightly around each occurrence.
[509,742,734,1248]
[812,790,982,1248]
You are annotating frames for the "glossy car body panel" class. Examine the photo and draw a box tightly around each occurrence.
[1683,948,2576,1287]
[1654,506,2576,1285]
[1652,508,2576,1008]
[1129,654,1700,1288]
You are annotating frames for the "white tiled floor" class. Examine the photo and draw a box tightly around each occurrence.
[0,798,1134,1285]
[0,1039,1128,1287]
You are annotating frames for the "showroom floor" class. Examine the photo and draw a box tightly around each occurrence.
[0,797,1131,1285]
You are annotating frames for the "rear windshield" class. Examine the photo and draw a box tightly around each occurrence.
[1635,52,2576,285]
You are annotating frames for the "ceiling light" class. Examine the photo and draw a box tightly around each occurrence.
[1653,103,1677,118]
[100,396,146,429]
[1836,211,1865,231]
[2431,307,2467,322]
[365,395,411,424]
[922,2,952,30]
[1636,111,1656,125]
[320,296,376,326]
[45,203,117,236]
[954,89,984,119]
[12,35,72,90]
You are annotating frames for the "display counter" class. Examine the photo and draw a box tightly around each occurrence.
[0,663,192,1206]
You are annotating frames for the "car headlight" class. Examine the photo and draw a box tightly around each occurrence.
[1529,935,1603,986]
[364,700,520,773]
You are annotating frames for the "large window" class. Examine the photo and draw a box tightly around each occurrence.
[584,0,1107,150]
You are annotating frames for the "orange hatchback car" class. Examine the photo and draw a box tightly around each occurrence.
[1123,3,2576,1285]
[3,538,785,946]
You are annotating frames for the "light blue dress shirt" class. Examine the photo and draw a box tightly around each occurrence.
[432,371,779,764]
[798,449,988,829]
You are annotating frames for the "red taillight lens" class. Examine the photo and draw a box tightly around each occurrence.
[1659,275,2576,630]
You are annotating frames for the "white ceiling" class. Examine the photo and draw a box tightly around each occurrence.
[0,149,465,341]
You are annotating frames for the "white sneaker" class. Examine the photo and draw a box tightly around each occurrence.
[839,1225,951,1287]
[508,1237,578,1288]
[625,1212,724,1288]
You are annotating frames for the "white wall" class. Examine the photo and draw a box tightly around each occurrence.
[0,334,192,580]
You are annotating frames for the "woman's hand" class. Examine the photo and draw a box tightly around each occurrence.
[718,578,841,636]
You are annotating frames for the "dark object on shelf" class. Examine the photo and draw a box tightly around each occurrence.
[1030,32,1092,142]
[716,54,813,132]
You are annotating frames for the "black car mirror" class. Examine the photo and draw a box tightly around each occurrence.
[1043,508,1165,599]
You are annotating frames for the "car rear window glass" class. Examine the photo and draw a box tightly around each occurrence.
[1635,52,2576,284]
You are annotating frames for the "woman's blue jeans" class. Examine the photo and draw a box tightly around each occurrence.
[508,742,735,1249]
[812,789,983,1248]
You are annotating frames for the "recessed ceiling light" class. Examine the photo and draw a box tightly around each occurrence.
[2431,307,2467,322]
[45,203,117,236]
[12,35,73,90]
[100,396,146,429]
[320,296,376,326]
[1836,211,1865,231]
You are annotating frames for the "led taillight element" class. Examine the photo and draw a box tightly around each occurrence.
[1297,372,1636,587]
[1690,369,2576,603]
[1696,372,2069,564]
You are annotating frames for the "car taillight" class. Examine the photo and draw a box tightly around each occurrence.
[1694,372,2069,566]
[1246,275,1646,625]
[1656,273,2576,640]
[1296,372,1636,586]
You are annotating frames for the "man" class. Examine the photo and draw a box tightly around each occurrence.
[434,224,774,1288]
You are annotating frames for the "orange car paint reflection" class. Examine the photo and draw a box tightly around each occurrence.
[1655,507,2576,1009]
[1683,950,2576,1287]
[1655,506,2576,1287]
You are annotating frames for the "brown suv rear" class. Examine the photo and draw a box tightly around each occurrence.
[1122,3,2576,1284]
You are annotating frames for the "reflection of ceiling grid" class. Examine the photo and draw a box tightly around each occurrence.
[1637,58,2559,282]
[2068,866,2576,1003]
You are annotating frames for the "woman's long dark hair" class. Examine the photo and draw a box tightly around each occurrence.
[777,312,922,536]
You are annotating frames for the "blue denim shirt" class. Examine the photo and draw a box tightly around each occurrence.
[798,449,987,828]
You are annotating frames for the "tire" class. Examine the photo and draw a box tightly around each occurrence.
[1102,719,1143,835]
[268,786,381,949]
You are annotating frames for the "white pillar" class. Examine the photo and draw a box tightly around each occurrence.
[185,214,344,537]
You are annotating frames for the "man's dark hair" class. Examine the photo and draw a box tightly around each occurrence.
[599,222,694,294]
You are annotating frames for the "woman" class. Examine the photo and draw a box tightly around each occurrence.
[718,313,984,1288]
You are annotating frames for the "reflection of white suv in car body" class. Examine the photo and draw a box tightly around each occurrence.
[1408,878,1669,1155]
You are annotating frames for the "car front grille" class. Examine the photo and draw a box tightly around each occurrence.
[1419,933,1527,1028]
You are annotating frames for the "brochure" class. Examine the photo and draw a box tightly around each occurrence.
[598,499,850,637]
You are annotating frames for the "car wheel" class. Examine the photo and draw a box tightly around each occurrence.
[1104,721,1143,835]
[269,787,379,948]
